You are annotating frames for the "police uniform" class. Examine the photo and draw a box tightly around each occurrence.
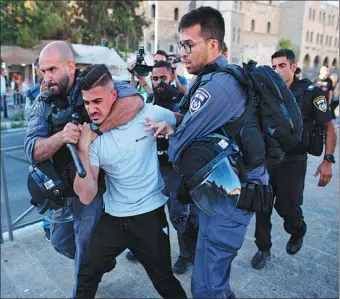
[24,78,141,293]
[255,76,333,252]
[168,55,269,298]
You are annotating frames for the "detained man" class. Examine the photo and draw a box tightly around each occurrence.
[73,64,187,299]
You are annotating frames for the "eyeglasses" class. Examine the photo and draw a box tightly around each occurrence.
[177,38,213,54]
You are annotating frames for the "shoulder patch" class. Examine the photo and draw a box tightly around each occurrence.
[189,88,211,113]
[313,95,327,112]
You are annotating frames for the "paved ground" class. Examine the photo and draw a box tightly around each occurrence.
[1,143,339,298]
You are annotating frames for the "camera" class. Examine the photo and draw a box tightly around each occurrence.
[129,46,152,77]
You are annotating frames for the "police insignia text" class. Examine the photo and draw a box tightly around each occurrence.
[189,88,211,113]
[313,96,327,112]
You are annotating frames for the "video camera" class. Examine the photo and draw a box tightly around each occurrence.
[129,46,152,77]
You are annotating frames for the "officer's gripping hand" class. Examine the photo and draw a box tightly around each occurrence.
[144,118,174,139]
[62,122,81,145]
[314,160,333,187]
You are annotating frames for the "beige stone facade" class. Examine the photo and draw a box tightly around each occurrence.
[279,0,339,77]
[137,1,185,55]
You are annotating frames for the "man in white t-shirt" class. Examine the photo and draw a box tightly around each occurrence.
[73,64,187,299]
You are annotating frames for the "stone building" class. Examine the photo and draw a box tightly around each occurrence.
[279,0,339,78]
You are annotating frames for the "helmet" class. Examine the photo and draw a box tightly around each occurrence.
[178,134,242,216]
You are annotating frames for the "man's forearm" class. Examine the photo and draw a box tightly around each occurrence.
[99,95,144,132]
[174,112,184,126]
[33,132,64,162]
[324,120,337,155]
[130,73,136,87]
[143,83,153,94]
[74,149,98,205]
[176,78,187,95]
[328,90,333,104]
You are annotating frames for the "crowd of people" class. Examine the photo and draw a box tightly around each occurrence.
[22,5,338,299]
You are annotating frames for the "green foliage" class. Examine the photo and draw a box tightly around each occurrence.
[1,0,149,48]
[10,121,26,129]
[11,109,25,121]
[279,39,293,50]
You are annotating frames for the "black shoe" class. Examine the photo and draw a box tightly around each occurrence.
[44,228,50,242]
[173,256,191,275]
[286,236,303,255]
[251,250,271,270]
[227,291,236,299]
[125,251,139,262]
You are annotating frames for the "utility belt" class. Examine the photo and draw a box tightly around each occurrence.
[289,122,324,156]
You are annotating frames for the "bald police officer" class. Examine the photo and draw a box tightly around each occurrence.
[252,49,337,270]
[146,7,269,298]
[24,41,144,292]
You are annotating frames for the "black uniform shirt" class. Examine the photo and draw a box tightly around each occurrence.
[313,77,333,95]
[290,76,332,125]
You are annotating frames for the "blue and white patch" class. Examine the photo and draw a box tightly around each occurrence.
[313,96,327,112]
[189,88,211,113]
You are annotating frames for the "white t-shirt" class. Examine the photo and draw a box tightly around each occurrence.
[1,75,6,96]
[89,104,176,217]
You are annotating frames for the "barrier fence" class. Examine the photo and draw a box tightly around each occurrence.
[1,145,42,243]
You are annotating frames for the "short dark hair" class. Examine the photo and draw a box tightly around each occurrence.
[154,50,168,60]
[179,6,225,51]
[153,61,172,73]
[271,49,296,64]
[77,64,113,90]
[221,42,228,53]
[295,67,301,75]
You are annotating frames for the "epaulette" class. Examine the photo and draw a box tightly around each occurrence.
[306,84,316,91]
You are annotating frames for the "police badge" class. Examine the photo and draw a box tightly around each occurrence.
[313,96,327,112]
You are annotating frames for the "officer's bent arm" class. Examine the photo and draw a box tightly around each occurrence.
[33,133,65,162]
[175,78,188,95]
[99,95,144,133]
[74,149,99,205]
[324,120,337,155]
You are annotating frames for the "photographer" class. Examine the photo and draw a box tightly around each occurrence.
[169,54,188,95]
[128,49,169,95]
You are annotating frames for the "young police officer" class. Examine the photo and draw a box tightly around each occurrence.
[145,7,270,298]
[73,64,187,299]
[24,41,144,292]
[252,49,337,270]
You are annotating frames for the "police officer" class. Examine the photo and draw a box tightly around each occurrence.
[145,7,270,298]
[24,41,144,292]
[252,49,337,270]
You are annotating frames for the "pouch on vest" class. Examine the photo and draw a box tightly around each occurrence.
[309,124,324,156]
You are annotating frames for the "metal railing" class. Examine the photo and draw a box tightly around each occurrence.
[1,145,42,243]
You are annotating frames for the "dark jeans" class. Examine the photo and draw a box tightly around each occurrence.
[255,156,307,251]
[75,206,187,299]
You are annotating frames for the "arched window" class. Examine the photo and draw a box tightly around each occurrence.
[233,1,237,10]
[328,15,331,25]
[174,8,179,21]
[269,0,272,5]
[319,12,322,22]
[316,33,319,44]
[323,57,329,67]
[329,37,332,46]
[310,32,313,43]
[306,31,309,42]
[233,28,236,42]
[239,1,242,10]
[313,55,319,68]
[251,20,255,32]
[151,4,155,18]
[312,10,315,21]
[320,34,323,44]
[309,8,312,20]
[267,22,271,34]
[237,28,241,43]
[331,58,338,69]
[323,12,326,24]
[331,15,334,26]
[169,45,174,53]
[303,54,310,68]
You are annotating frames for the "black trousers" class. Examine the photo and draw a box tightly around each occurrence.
[255,157,307,251]
[75,206,187,299]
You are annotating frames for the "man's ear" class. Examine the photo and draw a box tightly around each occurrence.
[170,73,175,83]
[111,89,118,102]
[67,61,76,75]
[291,62,298,74]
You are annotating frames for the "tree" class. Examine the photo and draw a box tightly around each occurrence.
[1,0,148,49]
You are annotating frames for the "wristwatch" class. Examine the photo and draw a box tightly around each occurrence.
[324,154,335,164]
[90,123,103,136]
